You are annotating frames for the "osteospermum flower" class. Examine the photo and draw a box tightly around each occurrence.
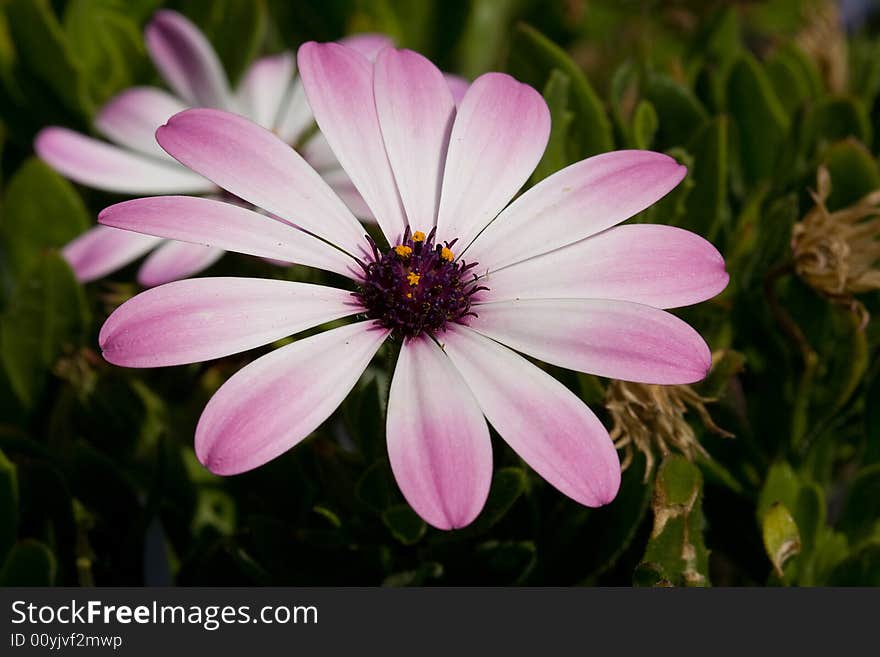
[34,10,395,286]
[97,43,729,529]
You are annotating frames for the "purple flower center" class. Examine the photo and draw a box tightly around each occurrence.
[355,227,488,338]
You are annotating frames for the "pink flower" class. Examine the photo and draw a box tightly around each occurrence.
[33,10,394,286]
[97,43,729,530]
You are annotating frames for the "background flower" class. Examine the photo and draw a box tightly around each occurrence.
[33,9,389,286]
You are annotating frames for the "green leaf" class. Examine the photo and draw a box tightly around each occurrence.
[689,6,740,111]
[312,504,342,529]
[734,192,798,291]
[793,483,825,557]
[343,371,387,462]
[382,504,426,546]
[0,448,18,564]
[697,349,745,399]
[470,467,526,532]
[0,11,15,90]
[0,158,91,283]
[762,502,801,579]
[456,0,520,79]
[804,311,869,456]
[638,455,710,587]
[696,455,745,495]
[838,465,880,545]
[632,562,672,587]
[791,484,831,586]
[442,467,527,541]
[509,23,612,158]
[532,69,574,182]
[757,461,800,524]
[807,528,850,586]
[70,374,166,458]
[344,0,435,52]
[682,115,729,240]
[821,139,880,211]
[765,43,822,115]
[850,36,880,110]
[632,100,658,150]
[726,54,789,186]
[648,147,694,226]
[580,453,652,580]
[383,561,443,587]
[0,121,6,185]
[867,367,880,465]
[193,489,237,536]
[805,97,872,153]
[355,460,397,513]
[63,0,149,107]
[4,0,92,119]
[0,539,57,585]
[827,541,880,586]
[475,540,536,584]
[577,373,606,406]
[643,74,708,148]
[609,59,639,136]
[0,253,90,407]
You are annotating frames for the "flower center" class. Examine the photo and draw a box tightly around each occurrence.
[355,227,487,338]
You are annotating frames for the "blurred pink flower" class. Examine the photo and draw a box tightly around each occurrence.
[34,10,394,286]
[97,44,728,530]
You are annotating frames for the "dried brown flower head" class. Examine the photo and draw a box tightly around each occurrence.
[791,167,880,327]
[607,378,733,481]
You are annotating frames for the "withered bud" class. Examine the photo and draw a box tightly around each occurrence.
[791,166,880,327]
[606,373,733,481]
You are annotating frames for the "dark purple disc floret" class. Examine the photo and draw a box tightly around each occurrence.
[354,227,488,338]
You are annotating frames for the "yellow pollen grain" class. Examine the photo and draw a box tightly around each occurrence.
[440,247,454,262]
[394,245,412,257]
[406,292,413,299]
[407,272,421,286]
[412,231,426,243]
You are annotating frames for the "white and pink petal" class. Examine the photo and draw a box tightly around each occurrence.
[62,225,162,283]
[195,321,389,474]
[484,224,729,309]
[99,195,358,278]
[236,52,296,129]
[444,74,469,106]
[144,9,232,109]
[156,108,368,259]
[465,150,687,271]
[136,239,225,287]
[297,41,408,244]
[436,73,550,249]
[300,132,340,172]
[94,86,187,159]
[468,298,712,384]
[100,278,361,368]
[273,81,313,145]
[35,127,214,195]
[387,337,492,530]
[374,48,456,229]
[322,169,375,220]
[339,33,393,60]
[441,325,620,508]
